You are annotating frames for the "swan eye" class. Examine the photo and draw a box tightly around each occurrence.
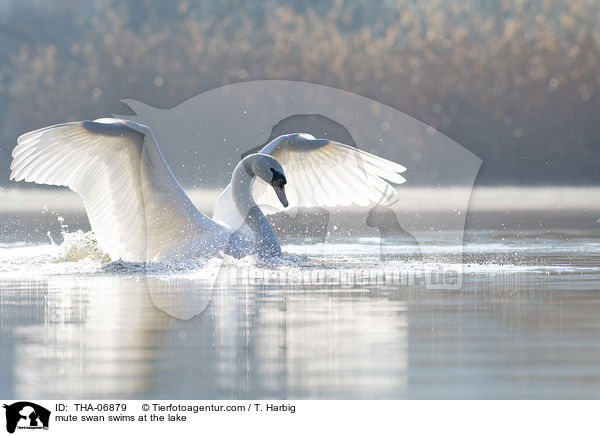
[270,168,287,185]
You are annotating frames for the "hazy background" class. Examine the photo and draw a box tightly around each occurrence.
[0,0,599,187]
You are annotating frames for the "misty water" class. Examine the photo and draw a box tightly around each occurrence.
[1,190,599,399]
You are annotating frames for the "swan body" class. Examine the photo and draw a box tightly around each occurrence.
[10,119,406,262]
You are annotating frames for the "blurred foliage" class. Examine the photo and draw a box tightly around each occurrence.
[0,0,599,185]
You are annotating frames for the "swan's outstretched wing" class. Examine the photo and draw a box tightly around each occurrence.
[212,184,246,231]
[253,135,406,212]
[10,118,226,262]
[212,134,406,230]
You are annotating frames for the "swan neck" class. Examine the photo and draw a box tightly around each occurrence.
[231,160,257,216]
[231,159,281,256]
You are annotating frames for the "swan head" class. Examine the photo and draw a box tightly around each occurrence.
[244,153,289,208]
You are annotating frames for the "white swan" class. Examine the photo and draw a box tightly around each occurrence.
[10,118,406,262]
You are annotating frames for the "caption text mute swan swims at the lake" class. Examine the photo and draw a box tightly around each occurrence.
[10,118,406,262]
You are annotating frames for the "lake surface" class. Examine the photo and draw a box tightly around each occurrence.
[1,224,599,399]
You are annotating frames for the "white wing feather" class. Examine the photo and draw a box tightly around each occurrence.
[212,135,406,228]
[10,119,227,262]
[255,140,406,211]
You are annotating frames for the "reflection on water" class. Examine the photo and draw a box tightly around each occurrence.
[1,268,600,399]
[4,278,162,398]
[1,230,600,399]
[1,275,409,399]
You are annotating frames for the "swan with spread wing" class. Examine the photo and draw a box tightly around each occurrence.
[10,119,406,262]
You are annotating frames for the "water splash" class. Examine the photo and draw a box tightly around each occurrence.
[55,230,111,263]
